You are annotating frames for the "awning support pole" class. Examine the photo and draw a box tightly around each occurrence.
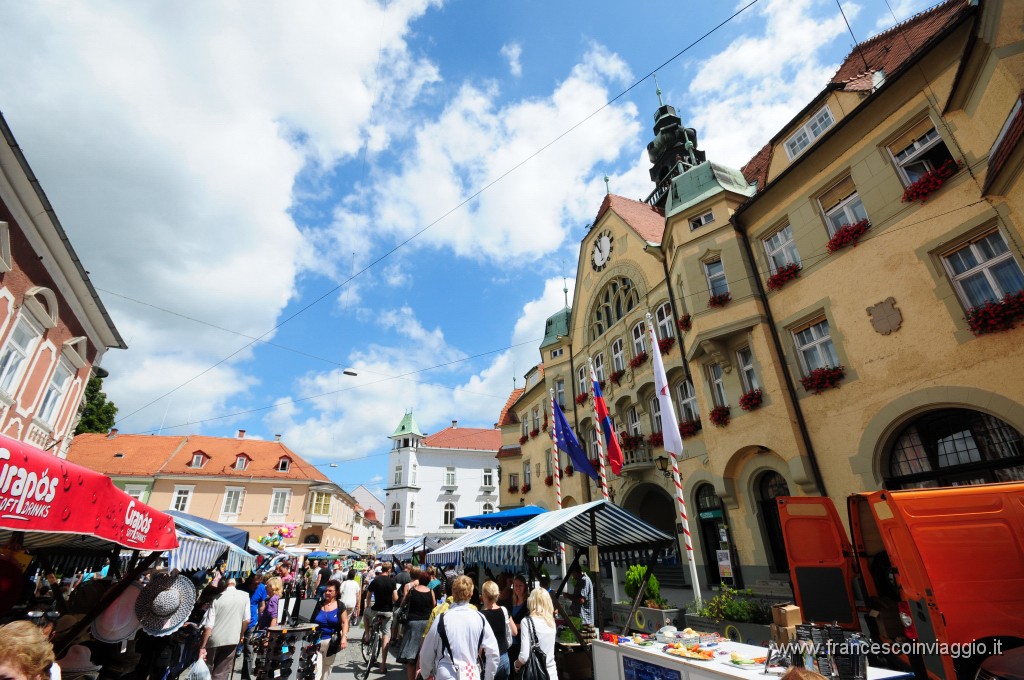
[541,552,585,648]
[590,509,603,637]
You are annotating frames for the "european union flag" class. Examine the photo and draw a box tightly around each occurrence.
[552,401,598,480]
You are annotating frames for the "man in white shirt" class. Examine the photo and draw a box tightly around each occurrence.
[201,578,251,680]
[420,576,498,680]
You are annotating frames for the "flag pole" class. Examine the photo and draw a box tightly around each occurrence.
[646,312,702,607]
[587,358,610,501]
[549,388,567,579]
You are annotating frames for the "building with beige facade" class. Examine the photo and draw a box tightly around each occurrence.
[67,429,359,551]
[512,0,1024,594]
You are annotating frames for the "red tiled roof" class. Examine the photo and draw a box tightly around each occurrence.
[741,143,773,191]
[496,445,522,459]
[593,194,665,243]
[497,388,526,427]
[829,0,970,92]
[984,94,1024,194]
[68,432,331,482]
[421,426,501,452]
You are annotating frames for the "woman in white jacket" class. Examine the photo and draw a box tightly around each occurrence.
[514,588,557,680]
[420,575,499,680]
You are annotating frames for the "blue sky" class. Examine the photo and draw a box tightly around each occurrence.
[0,0,932,497]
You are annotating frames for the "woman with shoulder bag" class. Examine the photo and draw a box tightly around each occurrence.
[513,588,556,680]
[312,580,349,680]
[396,568,435,680]
[480,581,516,680]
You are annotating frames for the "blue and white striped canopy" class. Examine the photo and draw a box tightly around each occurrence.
[171,514,257,574]
[424,529,499,567]
[167,532,229,571]
[379,535,443,560]
[463,500,673,568]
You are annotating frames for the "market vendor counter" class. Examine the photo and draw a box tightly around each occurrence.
[592,639,913,680]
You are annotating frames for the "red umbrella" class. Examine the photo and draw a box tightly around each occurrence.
[0,434,178,551]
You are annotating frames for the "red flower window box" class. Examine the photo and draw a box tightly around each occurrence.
[647,432,664,448]
[800,366,846,394]
[709,406,731,428]
[564,464,574,476]
[826,219,870,254]
[678,419,702,439]
[518,434,529,445]
[708,292,732,308]
[575,392,590,405]
[508,485,518,493]
[766,263,802,291]
[530,428,540,439]
[521,484,531,494]
[901,159,961,203]
[610,369,626,386]
[541,416,548,432]
[544,475,554,486]
[619,432,644,451]
[677,315,692,333]
[739,388,763,411]
[966,291,1024,336]
[658,337,676,355]
[629,352,649,369]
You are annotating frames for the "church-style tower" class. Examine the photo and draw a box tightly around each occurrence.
[646,78,707,210]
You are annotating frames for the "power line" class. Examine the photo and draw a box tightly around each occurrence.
[112,0,764,427]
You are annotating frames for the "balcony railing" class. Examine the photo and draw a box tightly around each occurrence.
[622,444,655,469]
[304,512,332,525]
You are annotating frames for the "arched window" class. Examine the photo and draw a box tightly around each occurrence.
[632,321,647,356]
[611,339,625,372]
[590,277,640,341]
[755,471,790,573]
[887,409,1024,489]
[593,353,605,382]
[577,366,588,396]
[482,503,494,514]
[442,502,456,526]
[390,503,401,526]
[655,302,674,340]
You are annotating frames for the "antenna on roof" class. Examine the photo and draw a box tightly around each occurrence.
[835,0,870,71]
[654,73,665,107]
[563,270,570,310]
[604,175,611,195]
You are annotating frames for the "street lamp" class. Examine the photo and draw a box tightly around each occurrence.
[655,455,672,478]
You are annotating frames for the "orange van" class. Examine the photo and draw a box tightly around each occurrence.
[777,482,1024,680]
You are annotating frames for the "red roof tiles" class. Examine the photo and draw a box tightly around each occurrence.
[984,95,1024,194]
[741,143,773,191]
[497,388,526,427]
[594,194,665,243]
[421,426,501,452]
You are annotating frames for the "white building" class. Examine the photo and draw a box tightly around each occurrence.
[382,411,501,547]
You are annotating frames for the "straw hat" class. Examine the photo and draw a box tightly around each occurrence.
[57,645,102,674]
[134,572,196,637]
[91,581,143,643]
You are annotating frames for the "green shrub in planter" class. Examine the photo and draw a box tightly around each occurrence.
[624,565,660,602]
[686,586,772,624]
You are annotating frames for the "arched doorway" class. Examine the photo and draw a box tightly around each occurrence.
[886,408,1024,489]
[694,483,742,587]
[754,472,790,574]
[622,483,677,564]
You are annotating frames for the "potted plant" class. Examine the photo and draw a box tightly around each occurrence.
[611,565,682,633]
[519,434,529,445]
[966,290,1024,335]
[800,366,845,394]
[901,159,961,203]
[677,315,692,333]
[679,419,702,439]
[610,369,626,386]
[520,483,531,494]
[709,405,731,427]
[647,432,664,448]
[658,337,676,355]
[629,351,649,369]
[575,392,590,405]
[766,263,802,291]
[544,475,553,486]
[826,219,870,254]
[564,464,574,476]
[708,292,732,308]
[530,428,540,438]
[684,586,773,645]
[738,388,763,411]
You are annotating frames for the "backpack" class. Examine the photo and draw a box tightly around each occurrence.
[438,611,487,680]
[519,618,550,680]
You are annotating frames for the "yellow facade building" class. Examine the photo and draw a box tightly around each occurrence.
[503,0,1024,593]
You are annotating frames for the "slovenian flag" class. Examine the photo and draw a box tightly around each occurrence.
[552,401,598,480]
[590,363,624,475]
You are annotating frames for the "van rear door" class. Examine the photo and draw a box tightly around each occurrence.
[777,496,859,629]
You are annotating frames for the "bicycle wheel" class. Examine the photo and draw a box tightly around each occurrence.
[362,633,380,680]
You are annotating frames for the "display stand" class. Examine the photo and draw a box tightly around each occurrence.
[254,623,320,680]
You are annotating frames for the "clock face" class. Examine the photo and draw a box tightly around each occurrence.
[591,230,613,271]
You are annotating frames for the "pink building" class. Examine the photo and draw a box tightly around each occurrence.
[0,112,125,455]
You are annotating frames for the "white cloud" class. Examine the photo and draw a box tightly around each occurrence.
[501,43,523,78]
[873,0,930,31]
[683,0,855,168]
[266,278,572,460]
[0,1,440,432]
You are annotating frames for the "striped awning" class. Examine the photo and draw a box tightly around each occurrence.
[248,538,279,556]
[166,532,229,571]
[379,535,442,560]
[463,500,673,568]
[171,515,256,574]
[424,529,499,567]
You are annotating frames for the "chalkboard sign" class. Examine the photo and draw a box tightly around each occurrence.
[623,656,682,680]
[794,566,855,625]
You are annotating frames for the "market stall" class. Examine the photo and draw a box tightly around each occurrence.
[379,534,443,561]
[453,505,548,529]
[166,510,256,574]
[424,528,499,567]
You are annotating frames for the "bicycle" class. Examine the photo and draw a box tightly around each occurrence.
[360,613,388,680]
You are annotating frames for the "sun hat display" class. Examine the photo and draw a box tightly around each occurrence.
[53,614,92,648]
[69,578,111,615]
[134,571,197,637]
[57,645,102,673]
[91,580,144,643]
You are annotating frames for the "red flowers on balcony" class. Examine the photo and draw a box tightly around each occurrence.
[521,484,531,494]
[739,388,763,411]
[564,464,574,476]
[826,219,870,254]
[575,392,590,405]
[677,315,692,333]
[800,366,846,394]
[658,337,676,355]
[966,291,1024,336]
[678,419,702,439]
[709,406,731,428]
[708,292,732,308]
[766,263,802,291]
[901,159,961,203]
[610,369,626,386]
[620,432,645,451]
[647,431,664,448]
[530,428,540,439]
[629,351,649,369]
[518,434,529,445]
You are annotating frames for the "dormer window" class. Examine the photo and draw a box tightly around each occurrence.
[277,457,291,472]
[785,105,835,160]
[190,453,207,469]
[235,455,249,471]
[689,211,714,230]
